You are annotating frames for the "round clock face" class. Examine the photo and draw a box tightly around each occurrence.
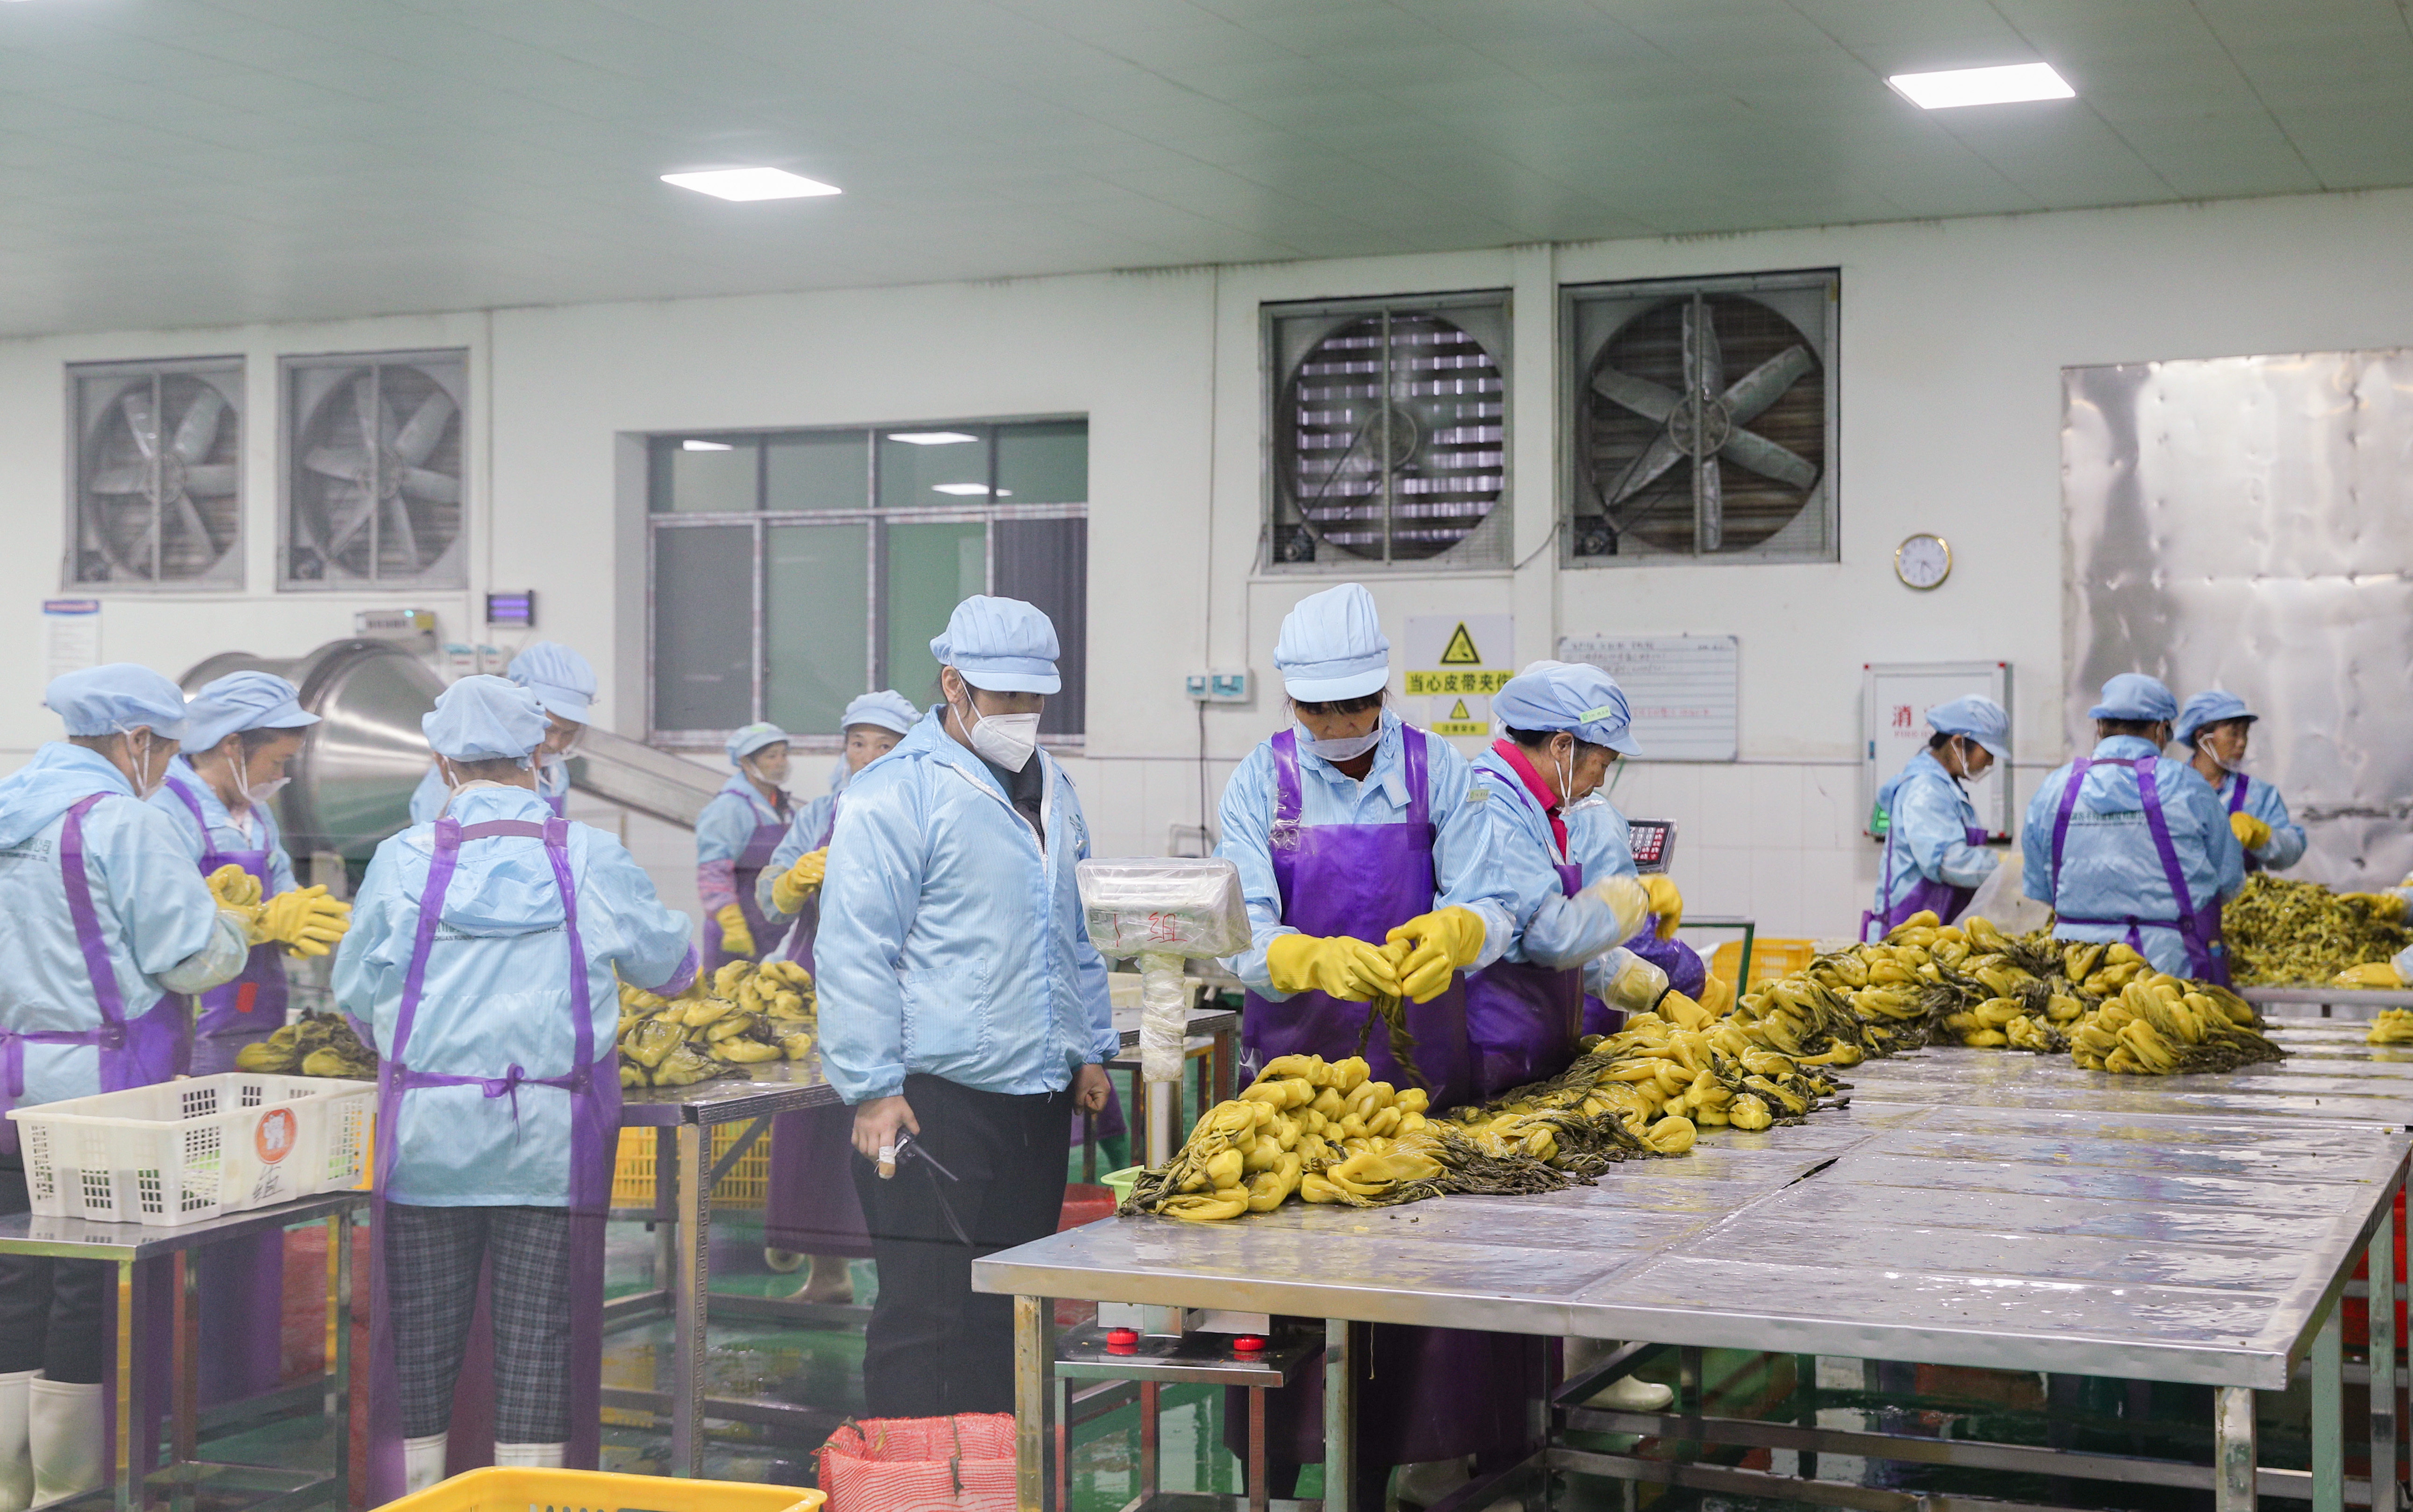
[1896,533,1951,590]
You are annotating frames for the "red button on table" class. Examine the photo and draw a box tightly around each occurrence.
[1106,1328,1139,1355]
[1233,1335,1267,1355]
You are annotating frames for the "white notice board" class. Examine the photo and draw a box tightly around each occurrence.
[1556,635,1739,761]
[41,599,99,681]
[1403,614,1512,742]
[1862,661,2012,839]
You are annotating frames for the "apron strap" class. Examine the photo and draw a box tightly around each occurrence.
[537,818,596,1081]
[1266,730,1303,913]
[2227,773,2249,814]
[2047,758,2092,905]
[60,794,128,1027]
[1402,727,1431,833]
[2132,759,2200,930]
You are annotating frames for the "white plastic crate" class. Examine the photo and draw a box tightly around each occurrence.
[7,1073,374,1226]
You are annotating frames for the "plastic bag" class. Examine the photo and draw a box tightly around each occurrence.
[1963,847,2053,936]
[1075,857,1250,959]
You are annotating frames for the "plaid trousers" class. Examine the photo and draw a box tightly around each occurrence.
[383,1203,572,1442]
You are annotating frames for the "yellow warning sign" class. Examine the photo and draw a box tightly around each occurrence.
[1448,699,1471,720]
[1438,622,1482,664]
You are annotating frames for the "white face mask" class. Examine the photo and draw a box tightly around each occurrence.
[1297,724,1382,763]
[117,727,169,801]
[957,697,1041,772]
[2197,736,2249,773]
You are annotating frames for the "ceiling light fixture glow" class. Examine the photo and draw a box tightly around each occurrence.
[932,483,1010,497]
[681,439,734,451]
[1887,62,2074,109]
[887,431,980,446]
[660,167,842,201]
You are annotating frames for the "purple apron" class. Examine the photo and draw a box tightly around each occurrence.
[1862,809,1989,942]
[162,776,291,1410]
[1233,729,1539,1470]
[707,801,793,972]
[760,803,871,1259]
[365,816,616,1502]
[2048,757,2228,984]
[0,794,183,1479]
[1461,766,1584,1095]
[2225,775,2263,875]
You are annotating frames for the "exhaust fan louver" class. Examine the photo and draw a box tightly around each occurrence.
[68,359,244,589]
[283,350,468,589]
[1565,271,1837,563]
[1266,293,1509,571]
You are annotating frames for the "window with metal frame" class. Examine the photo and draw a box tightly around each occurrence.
[646,418,1088,748]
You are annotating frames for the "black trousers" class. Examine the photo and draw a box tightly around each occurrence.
[0,1156,104,1383]
[852,1074,1070,1417]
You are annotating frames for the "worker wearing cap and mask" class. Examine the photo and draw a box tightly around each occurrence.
[746,690,918,1309]
[0,666,264,1510]
[814,598,1114,1419]
[408,642,594,824]
[2175,692,2306,874]
[338,676,696,1498]
[150,671,352,1420]
[1866,696,2012,940]
[1212,582,1521,1512]
[696,723,795,969]
[2021,674,2244,982]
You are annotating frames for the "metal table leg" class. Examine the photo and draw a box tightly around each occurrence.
[1325,1319,1353,1512]
[671,1123,710,1476]
[1247,1385,1267,1512]
[114,1259,138,1512]
[1141,1381,1161,1505]
[2378,1185,2401,1512]
[1793,1354,1816,1480]
[1015,1296,1045,1512]
[174,1253,198,1472]
[330,1208,352,1502]
[653,1127,677,1302]
[2215,1385,2258,1512]
[2316,1299,2344,1512]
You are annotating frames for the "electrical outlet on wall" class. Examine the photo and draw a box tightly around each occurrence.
[1187,671,1252,703]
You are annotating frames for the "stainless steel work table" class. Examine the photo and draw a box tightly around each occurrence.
[974,1096,2410,1512]
[613,1003,1239,1476]
[0,1193,362,1512]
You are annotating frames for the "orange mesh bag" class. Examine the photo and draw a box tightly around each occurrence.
[816,1414,1017,1512]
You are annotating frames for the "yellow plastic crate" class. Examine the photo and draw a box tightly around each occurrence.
[1711,937,1818,991]
[382,1466,821,1512]
[612,1125,772,1211]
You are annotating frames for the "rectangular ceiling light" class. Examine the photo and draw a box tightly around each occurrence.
[681,438,733,451]
[932,483,1010,496]
[1887,62,2074,109]
[888,431,979,445]
[661,167,842,201]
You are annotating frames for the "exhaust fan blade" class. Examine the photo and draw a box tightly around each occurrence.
[399,467,460,504]
[307,447,371,481]
[352,371,385,448]
[181,464,237,496]
[165,484,212,553]
[1722,346,1813,428]
[1683,300,1724,406]
[1605,429,1687,507]
[1591,366,1677,424]
[1697,453,1723,553]
[89,466,147,495]
[119,390,159,459]
[382,494,420,569]
[172,388,224,464]
[1720,427,1819,490]
[390,389,456,466]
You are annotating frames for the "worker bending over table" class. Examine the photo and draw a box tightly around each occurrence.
[696,721,795,970]
[0,666,262,1510]
[1214,582,1535,1512]
[815,598,1114,1418]
[2175,691,2306,873]
[1865,695,2011,939]
[2020,674,2243,981]
[337,676,696,1498]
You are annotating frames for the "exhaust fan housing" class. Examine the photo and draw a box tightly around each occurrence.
[282,349,468,589]
[67,358,244,589]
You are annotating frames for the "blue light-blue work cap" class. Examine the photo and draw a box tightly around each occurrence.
[841,690,921,736]
[1492,660,1640,756]
[2088,673,2178,723]
[1926,694,2010,761]
[2175,690,2255,748]
[1275,583,1389,702]
[930,596,1061,694]
[422,676,549,763]
[183,671,319,754]
[507,641,596,723]
[725,722,789,765]
[45,664,188,742]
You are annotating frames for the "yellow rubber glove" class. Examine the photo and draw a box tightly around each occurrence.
[2229,811,2272,852]
[258,886,351,958]
[1640,874,1684,939]
[2341,892,2411,923]
[1264,934,1402,1002]
[1385,906,1487,1004]
[2336,961,2406,989]
[772,849,828,916]
[207,863,262,912]
[715,902,756,959]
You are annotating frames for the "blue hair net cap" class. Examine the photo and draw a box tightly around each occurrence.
[507,642,596,723]
[2088,673,2179,723]
[841,690,920,736]
[183,671,319,753]
[1926,694,2011,761]
[422,676,550,763]
[1275,583,1390,701]
[930,597,1061,694]
[45,664,189,742]
[725,722,789,765]
[2175,690,2255,748]
[1492,660,1640,755]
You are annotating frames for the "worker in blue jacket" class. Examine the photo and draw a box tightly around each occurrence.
[2175,691,2306,873]
[0,666,259,1509]
[1866,696,2012,939]
[815,597,1114,1418]
[408,643,594,823]
[695,722,794,968]
[2021,674,2245,981]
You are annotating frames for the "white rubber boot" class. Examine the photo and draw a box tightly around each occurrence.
[1392,1456,1469,1509]
[402,1434,449,1495]
[491,1444,566,1469]
[26,1380,101,1510]
[1584,1373,1676,1412]
[0,1370,37,1512]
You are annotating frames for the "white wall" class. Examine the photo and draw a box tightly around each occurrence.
[8,186,2413,941]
